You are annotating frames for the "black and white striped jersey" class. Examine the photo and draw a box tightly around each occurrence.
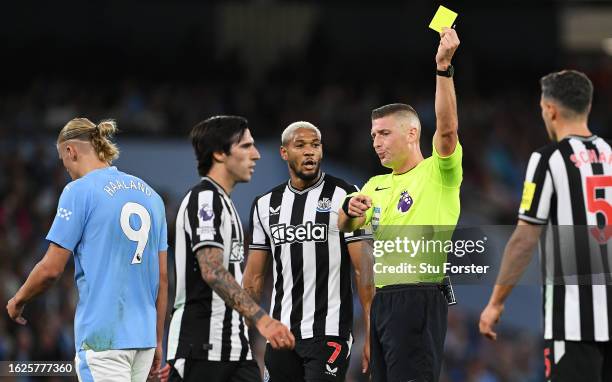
[249,173,370,340]
[518,134,612,341]
[167,177,252,362]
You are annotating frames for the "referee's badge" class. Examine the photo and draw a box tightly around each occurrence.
[397,190,414,213]
[316,198,332,212]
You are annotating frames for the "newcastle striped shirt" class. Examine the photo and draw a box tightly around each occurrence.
[249,173,369,340]
[167,177,252,362]
[518,134,612,341]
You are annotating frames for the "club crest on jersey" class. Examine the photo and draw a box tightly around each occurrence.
[397,191,413,213]
[316,198,332,212]
[199,203,214,221]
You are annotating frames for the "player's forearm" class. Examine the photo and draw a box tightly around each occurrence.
[156,272,168,345]
[205,268,265,325]
[490,227,539,305]
[243,250,270,305]
[14,261,62,305]
[356,284,373,332]
[487,284,515,308]
[434,74,458,140]
[353,257,375,314]
[243,274,265,304]
[197,249,265,325]
[349,241,375,333]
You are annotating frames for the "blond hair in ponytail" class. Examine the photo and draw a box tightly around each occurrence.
[58,118,120,164]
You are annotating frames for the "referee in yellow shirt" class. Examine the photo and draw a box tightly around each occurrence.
[338,28,461,382]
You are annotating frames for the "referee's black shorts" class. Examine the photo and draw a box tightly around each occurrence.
[168,358,261,382]
[544,339,612,381]
[264,336,352,382]
[370,284,448,382]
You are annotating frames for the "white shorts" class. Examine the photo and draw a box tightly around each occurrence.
[74,348,155,382]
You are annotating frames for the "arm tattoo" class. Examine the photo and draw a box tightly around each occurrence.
[196,248,264,325]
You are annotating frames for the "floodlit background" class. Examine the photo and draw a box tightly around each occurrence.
[1,1,612,381]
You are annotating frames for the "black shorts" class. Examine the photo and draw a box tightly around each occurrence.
[370,284,448,382]
[264,336,352,382]
[544,340,612,381]
[168,358,261,382]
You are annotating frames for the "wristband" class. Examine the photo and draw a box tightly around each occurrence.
[436,64,454,78]
[342,197,353,216]
[251,308,265,326]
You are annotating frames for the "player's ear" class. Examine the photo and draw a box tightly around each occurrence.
[279,146,289,161]
[212,150,226,163]
[549,103,559,122]
[544,99,561,120]
[66,143,78,162]
[407,126,419,142]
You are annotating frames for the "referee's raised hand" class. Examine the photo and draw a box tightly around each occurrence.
[256,314,296,350]
[435,27,460,68]
[347,194,372,218]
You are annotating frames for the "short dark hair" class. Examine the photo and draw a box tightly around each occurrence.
[190,115,249,176]
[371,103,419,120]
[540,70,593,116]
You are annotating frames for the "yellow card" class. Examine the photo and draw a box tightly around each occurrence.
[429,5,458,33]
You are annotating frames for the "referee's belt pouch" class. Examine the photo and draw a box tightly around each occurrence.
[439,276,457,306]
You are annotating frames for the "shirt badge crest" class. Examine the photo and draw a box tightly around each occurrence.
[397,191,414,213]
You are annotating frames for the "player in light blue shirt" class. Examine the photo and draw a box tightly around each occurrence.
[6,118,168,382]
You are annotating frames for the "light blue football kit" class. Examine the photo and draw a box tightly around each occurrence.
[46,166,167,381]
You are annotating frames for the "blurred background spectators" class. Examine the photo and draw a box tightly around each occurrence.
[2,1,612,381]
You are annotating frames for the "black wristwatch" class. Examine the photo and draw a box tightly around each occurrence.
[436,64,454,78]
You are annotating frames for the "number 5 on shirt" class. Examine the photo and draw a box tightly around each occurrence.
[120,202,151,264]
[586,175,612,244]
[586,175,612,222]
